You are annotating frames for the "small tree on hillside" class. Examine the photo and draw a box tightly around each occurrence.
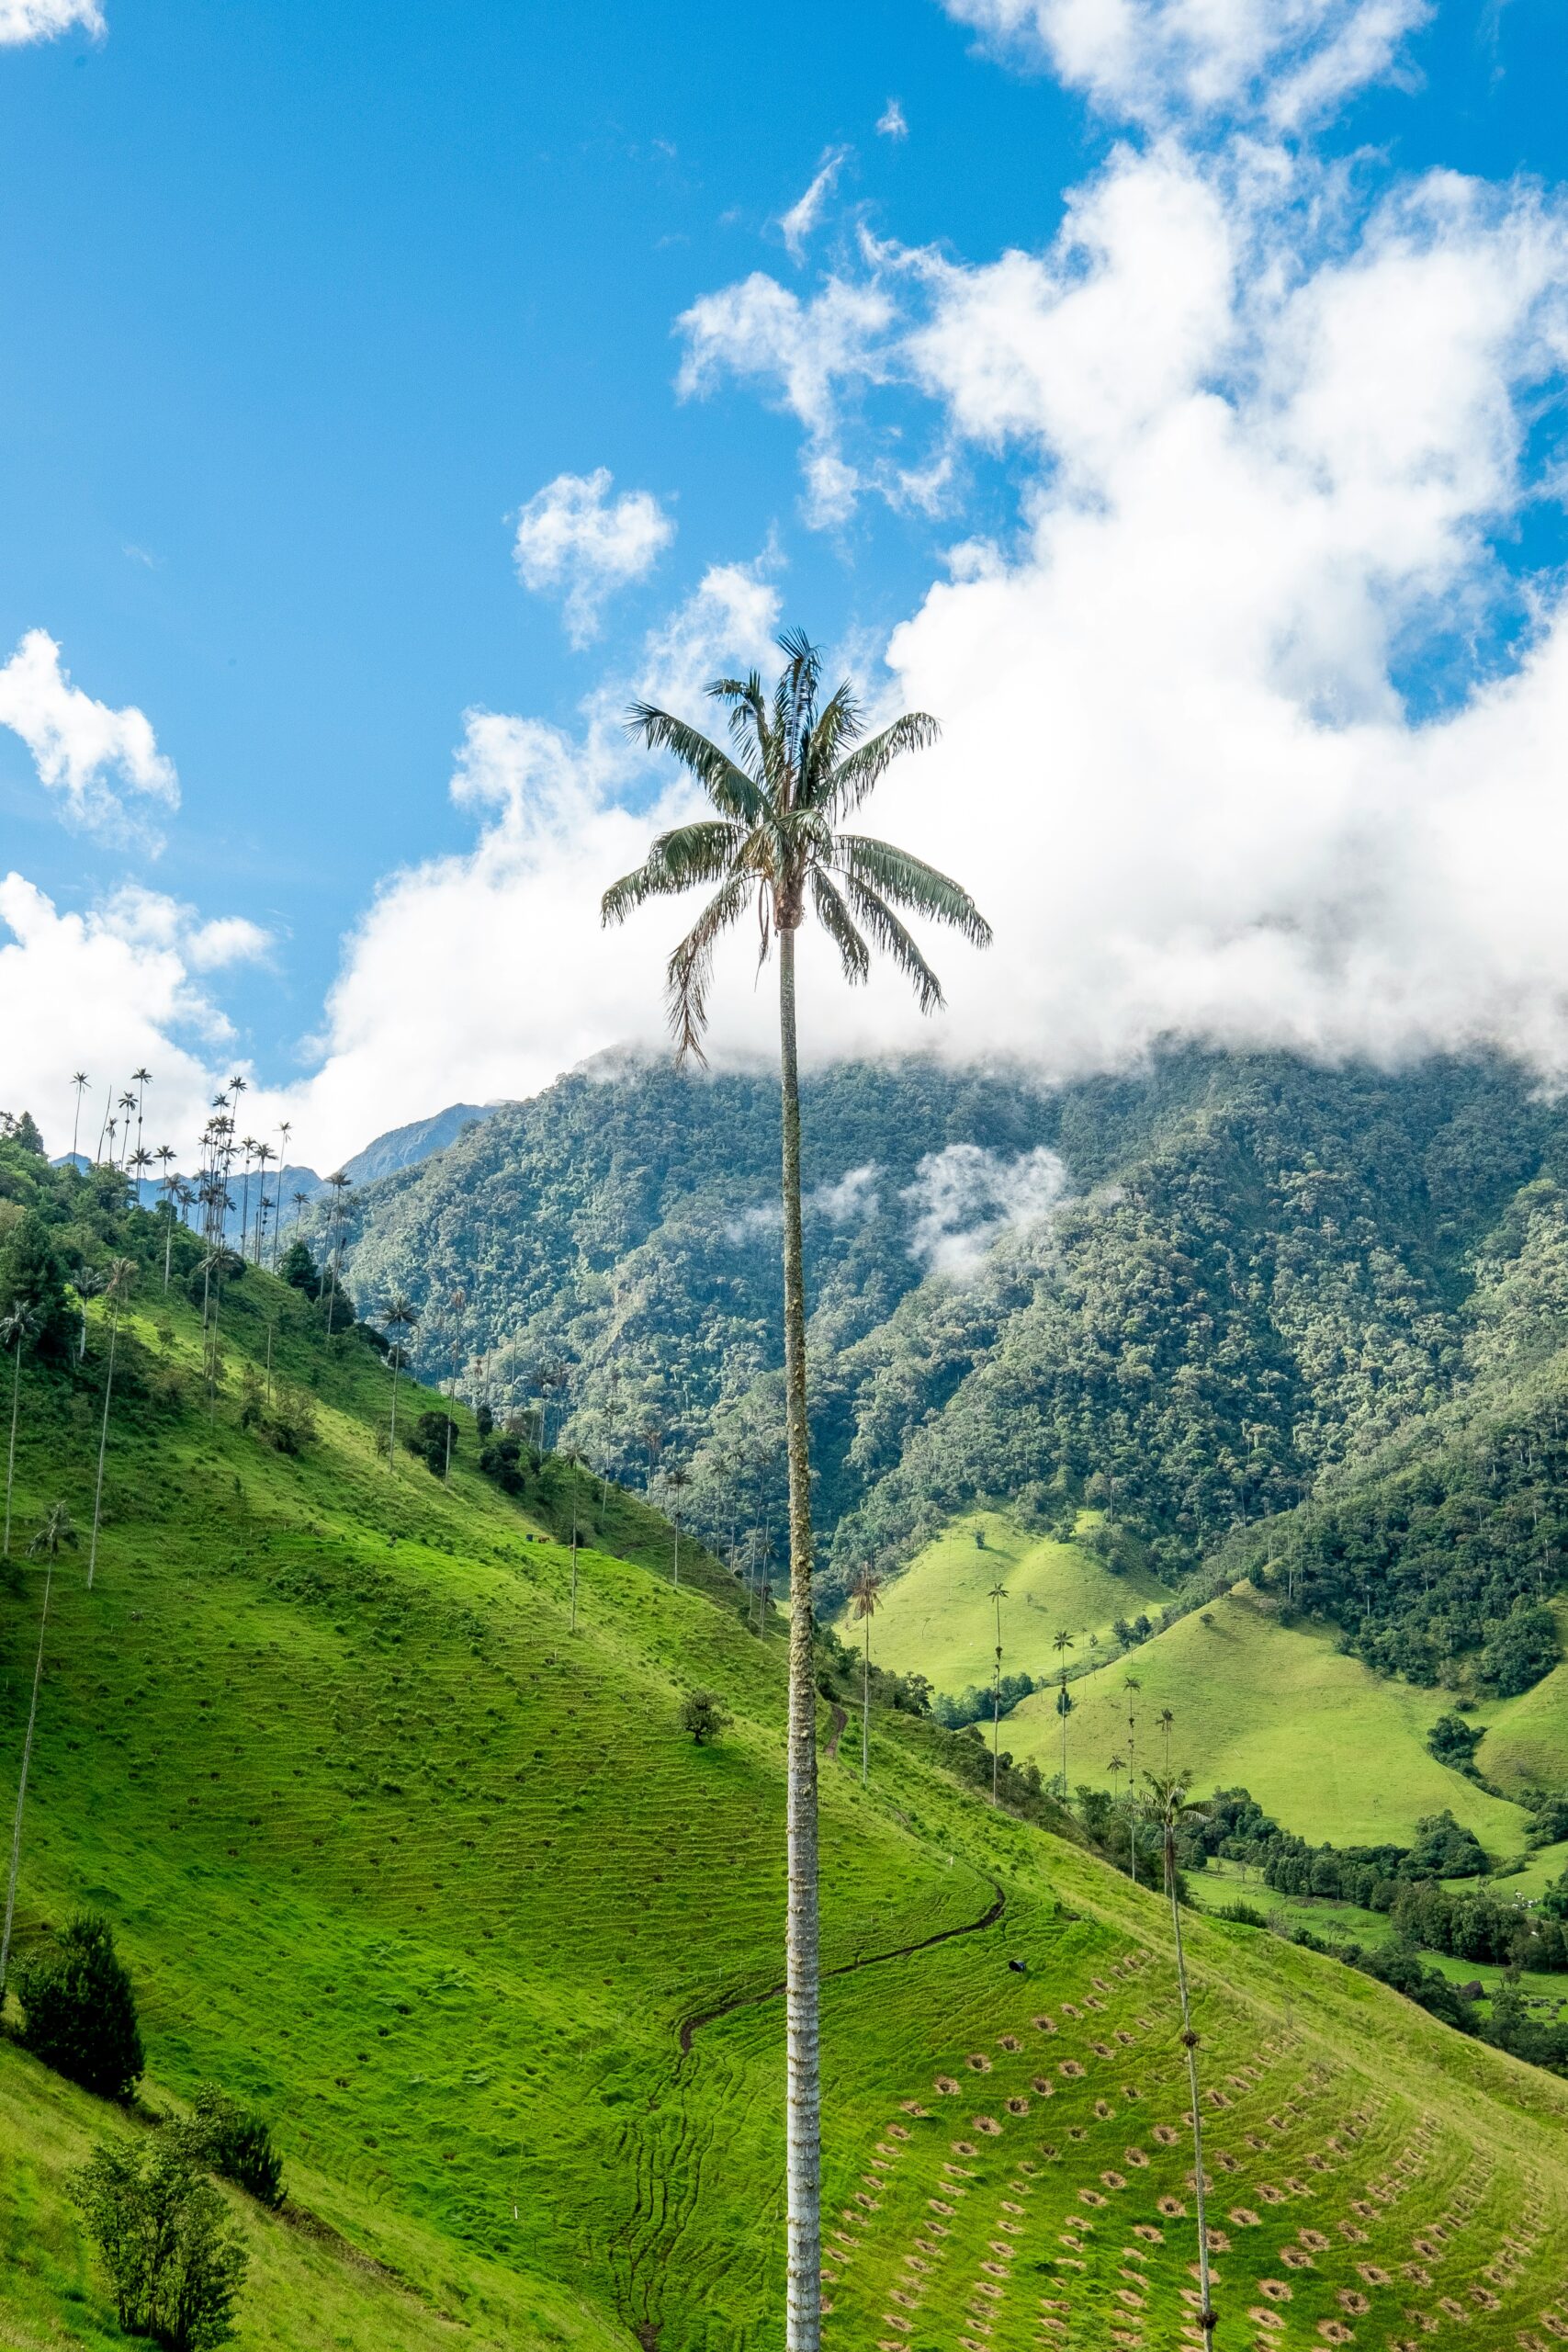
[175,2083,285,2207]
[73,2138,247,2349]
[17,1911,144,2101]
[680,1690,731,1746]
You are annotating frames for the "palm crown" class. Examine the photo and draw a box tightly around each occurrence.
[602,628,992,1058]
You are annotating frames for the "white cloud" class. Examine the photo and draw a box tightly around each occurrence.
[941,0,1429,129]
[0,0,102,43]
[676,274,894,526]
[781,147,848,262]
[902,1144,1070,1275]
[0,630,178,840]
[812,1164,882,1223]
[512,469,675,646]
[876,98,909,140]
[0,876,263,1157]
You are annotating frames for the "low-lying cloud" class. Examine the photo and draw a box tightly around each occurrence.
[902,1144,1069,1276]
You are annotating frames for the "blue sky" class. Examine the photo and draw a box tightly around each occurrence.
[5,0,1568,1165]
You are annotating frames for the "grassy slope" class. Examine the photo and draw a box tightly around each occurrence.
[849,1510,1172,1694]
[3,1257,1568,2350]
[1474,1602,1568,1795]
[1005,1583,1537,1854]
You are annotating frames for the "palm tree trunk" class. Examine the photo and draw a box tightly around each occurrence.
[3,1342,20,1559]
[0,1555,52,2007]
[388,1351,401,1471]
[777,925,821,2352]
[1166,1825,1216,2352]
[87,1314,119,1589]
[862,1617,870,1786]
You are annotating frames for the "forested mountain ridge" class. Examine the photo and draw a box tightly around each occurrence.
[331,1050,1567,1668]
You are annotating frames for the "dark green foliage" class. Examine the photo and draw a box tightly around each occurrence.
[1,1110,45,1154]
[1389,1877,1568,1973]
[475,1403,494,1440]
[1349,1939,1478,2034]
[174,2085,284,2208]
[1406,1809,1490,1878]
[276,1240,320,1298]
[1427,1712,1483,1770]
[678,1690,730,1744]
[479,1432,528,1493]
[1478,1599,1560,1695]
[17,1913,144,2101]
[0,1208,73,1355]
[72,2137,247,2348]
[406,1410,458,1476]
[1191,1790,1488,1905]
[931,1670,1036,1728]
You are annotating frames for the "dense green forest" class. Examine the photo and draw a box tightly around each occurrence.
[331,1050,1568,1700]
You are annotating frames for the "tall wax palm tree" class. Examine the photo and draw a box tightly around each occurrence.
[1,1301,40,1559]
[379,1295,418,1469]
[253,1142,275,1261]
[154,1148,178,1285]
[663,1457,691,1587]
[95,1078,117,1164]
[116,1091,138,1167]
[129,1145,152,1206]
[1053,1627,1075,1793]
[559,1442,588,1632]
[604,629,988,2352]
[273,1123,293,1266]
[987,1579,1009,1804]
[73,1266,105,1365]
[70,1071,90,1164]
[1145,1772,1217,2352]
[238,1138,258,1255]
[322,1171,352,1334]
[0,1504,78,2007]
[851,1566,882,1787]
[1159,1705,1175,1770]
[1123,1674,1142,1886]
[87,1259,135,1589]
[130,1068,152,1164]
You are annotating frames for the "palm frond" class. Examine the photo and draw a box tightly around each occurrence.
[706,674,771,785]
[600,822,746,926]
[809,872,871,988]
[798,680,863,804]
[840,876,944,1014]
[626,704,762,821]
[665,871,755,1064]
[810,711,941,820]
[837,835,993,946]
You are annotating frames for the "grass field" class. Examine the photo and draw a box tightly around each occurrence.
[4,1232,1568,2348]
[1003,1582,1538,1854]
[847,1510,1172,1696]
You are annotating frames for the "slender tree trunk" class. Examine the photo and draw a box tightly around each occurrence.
[1167,1824,1216,2352]
[3,1342,20,1559]
[570,1485,580,1634]
[0,1555,52,2007]
[388,1352,401,1472]
[862,1616,870,1786]
[1128,1718,1138,1886]
[87,1314,119,1589]
[163,1208,174,1292]
[672,1520,680,1589]
[777,925,821,2352]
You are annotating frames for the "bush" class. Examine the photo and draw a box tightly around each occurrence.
[73,2138,247,2349]
[174,2085,284,2208]
[277,1238,320,1297]
[406,1410,458,1476]
[1427,1712,1483,1772]
[17,1913,143,2101]
[679,1690,730,1745]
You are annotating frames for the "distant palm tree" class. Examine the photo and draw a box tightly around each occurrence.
[129,1145,152,1206]
[987,1579,1009,1804]
[253,1142,275,1261]
[0,1504,77,2006]
[116,1091,137,1167]
[603,627,989,2352]
[558,1442,589,1632]
[69,1071,90,1164]
[130,1068,152,1164]
[1159,1705,1175,1769]
[273,1122,293,1266]
[379,1295,418,1470]
[1124,1675,1142,1885]
[94,1077,117,1163]
[1053,1627,1075,1792]
[663,1457,692,1587]
[1145,1772,1216,2352]
[1107,1752,1126,1804]
[851,1567,882,1786]
[87,1258,135,1589]
[1,1301,40,1559]
[322,1171,352,1334]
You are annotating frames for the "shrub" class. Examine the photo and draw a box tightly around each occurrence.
[174,2085,284,2208]
[17,1913,144,2101]
[1427,1712,1483,1772]
[679,1690,731,1745]
[73,2138,247,2349]
[406,1410,458,1476]
[277,1239,320,1297]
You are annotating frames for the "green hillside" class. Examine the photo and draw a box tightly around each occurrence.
[1474,1604,1568,1794]
[844,1510,1171,1694]
[5,1140,1568,2350]
[1004,1584,1536,1854]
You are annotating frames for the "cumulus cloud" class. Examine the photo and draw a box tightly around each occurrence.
[941,0,1428,129]
[512,469,675,646]
[781,147,849,262]
[677,275,894,526]
[0,876,267,1156]
[0,630,178,841]
[902,1144,1070,1275]
[0,0,103,43]
[876,98,909,140]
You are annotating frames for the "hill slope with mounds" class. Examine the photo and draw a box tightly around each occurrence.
[1004,1583,1537,1855]
[4,1139,1568,2348]
[842,1509,1173,1696]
